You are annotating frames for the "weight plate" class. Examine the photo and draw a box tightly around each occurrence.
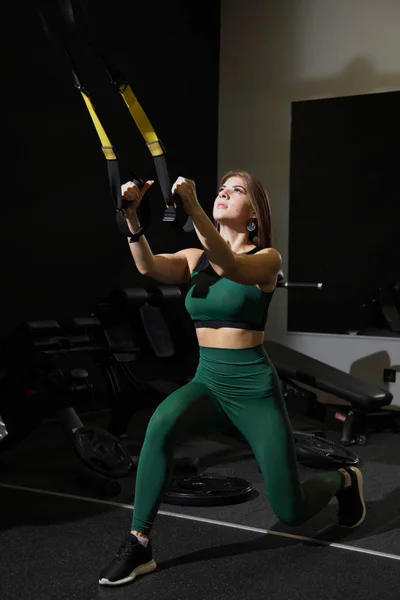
[163,474,253,506]
[294,431,359,468]
[73,426,132,477]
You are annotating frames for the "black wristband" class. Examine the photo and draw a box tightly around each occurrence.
[128,226,145,243]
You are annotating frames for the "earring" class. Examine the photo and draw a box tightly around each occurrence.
[246,219,257,232]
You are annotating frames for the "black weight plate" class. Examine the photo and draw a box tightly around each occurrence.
[294,431,359,468]
[163,474,253,506]
[73,426,132,477]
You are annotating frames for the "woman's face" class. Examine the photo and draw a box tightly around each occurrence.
[213,176,254,224]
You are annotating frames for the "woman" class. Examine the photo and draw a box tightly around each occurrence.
[99,171,366,587]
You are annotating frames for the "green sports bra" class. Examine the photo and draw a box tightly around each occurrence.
[184,247,274,331]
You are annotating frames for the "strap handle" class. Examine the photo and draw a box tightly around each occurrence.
[36,1,150,236]
[58,0,193,233]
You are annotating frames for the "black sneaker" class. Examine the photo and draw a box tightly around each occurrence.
[99,533,157,586]
[336,466,366,528]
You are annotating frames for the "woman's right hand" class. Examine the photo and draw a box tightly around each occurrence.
[122,179,154,222]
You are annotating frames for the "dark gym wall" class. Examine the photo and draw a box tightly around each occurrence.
[1,0,220,338]
[288,90,400,335]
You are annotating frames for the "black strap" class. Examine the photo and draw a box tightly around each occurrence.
[57,0,193,234]
[35,1,151,237]
[193,247,260,274]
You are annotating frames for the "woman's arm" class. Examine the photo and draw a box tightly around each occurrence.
[125,211,156,275]
[122,180,194,285]
[172,177,281,286]
[189,206,235,275]
[189,207,281,285]
[126,212,195,285]
[171,177,235,275]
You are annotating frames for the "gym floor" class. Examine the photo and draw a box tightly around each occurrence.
[0,405,399,600]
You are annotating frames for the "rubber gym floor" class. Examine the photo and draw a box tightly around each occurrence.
[0,404,399,600]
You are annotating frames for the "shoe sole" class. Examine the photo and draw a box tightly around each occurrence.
[340,467,366,528]
[99,559,158,586]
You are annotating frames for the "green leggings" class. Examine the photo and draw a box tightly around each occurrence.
[131,344,344,535]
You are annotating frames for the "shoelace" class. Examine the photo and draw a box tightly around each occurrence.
[115,539,139,560]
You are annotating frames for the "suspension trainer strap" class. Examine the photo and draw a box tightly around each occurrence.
[58,0,193,233]
[35,3,150,238]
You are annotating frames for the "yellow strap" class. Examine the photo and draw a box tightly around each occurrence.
[80,90,117,161]
[119,84,164,157]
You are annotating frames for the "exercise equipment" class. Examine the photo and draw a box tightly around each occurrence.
[0,318,133,495]
[0,287,196,497]
[164,474,253,507]
[292,431,358,468]
[276,270,323,289]
[116,286,184,359]
[72,425,132,477]
[265,340,395,445]
[35,0,193,235]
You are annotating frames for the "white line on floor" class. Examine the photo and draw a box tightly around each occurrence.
[1,482,399,562]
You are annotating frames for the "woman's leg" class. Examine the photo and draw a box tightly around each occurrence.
[198,345,345,527]
[228,373,343,526]
[99,379,230,586]
[131,380,230,536]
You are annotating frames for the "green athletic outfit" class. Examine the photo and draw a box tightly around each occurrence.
[131,248,343,535]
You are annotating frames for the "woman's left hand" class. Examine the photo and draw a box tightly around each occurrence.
[172,177,201,215]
